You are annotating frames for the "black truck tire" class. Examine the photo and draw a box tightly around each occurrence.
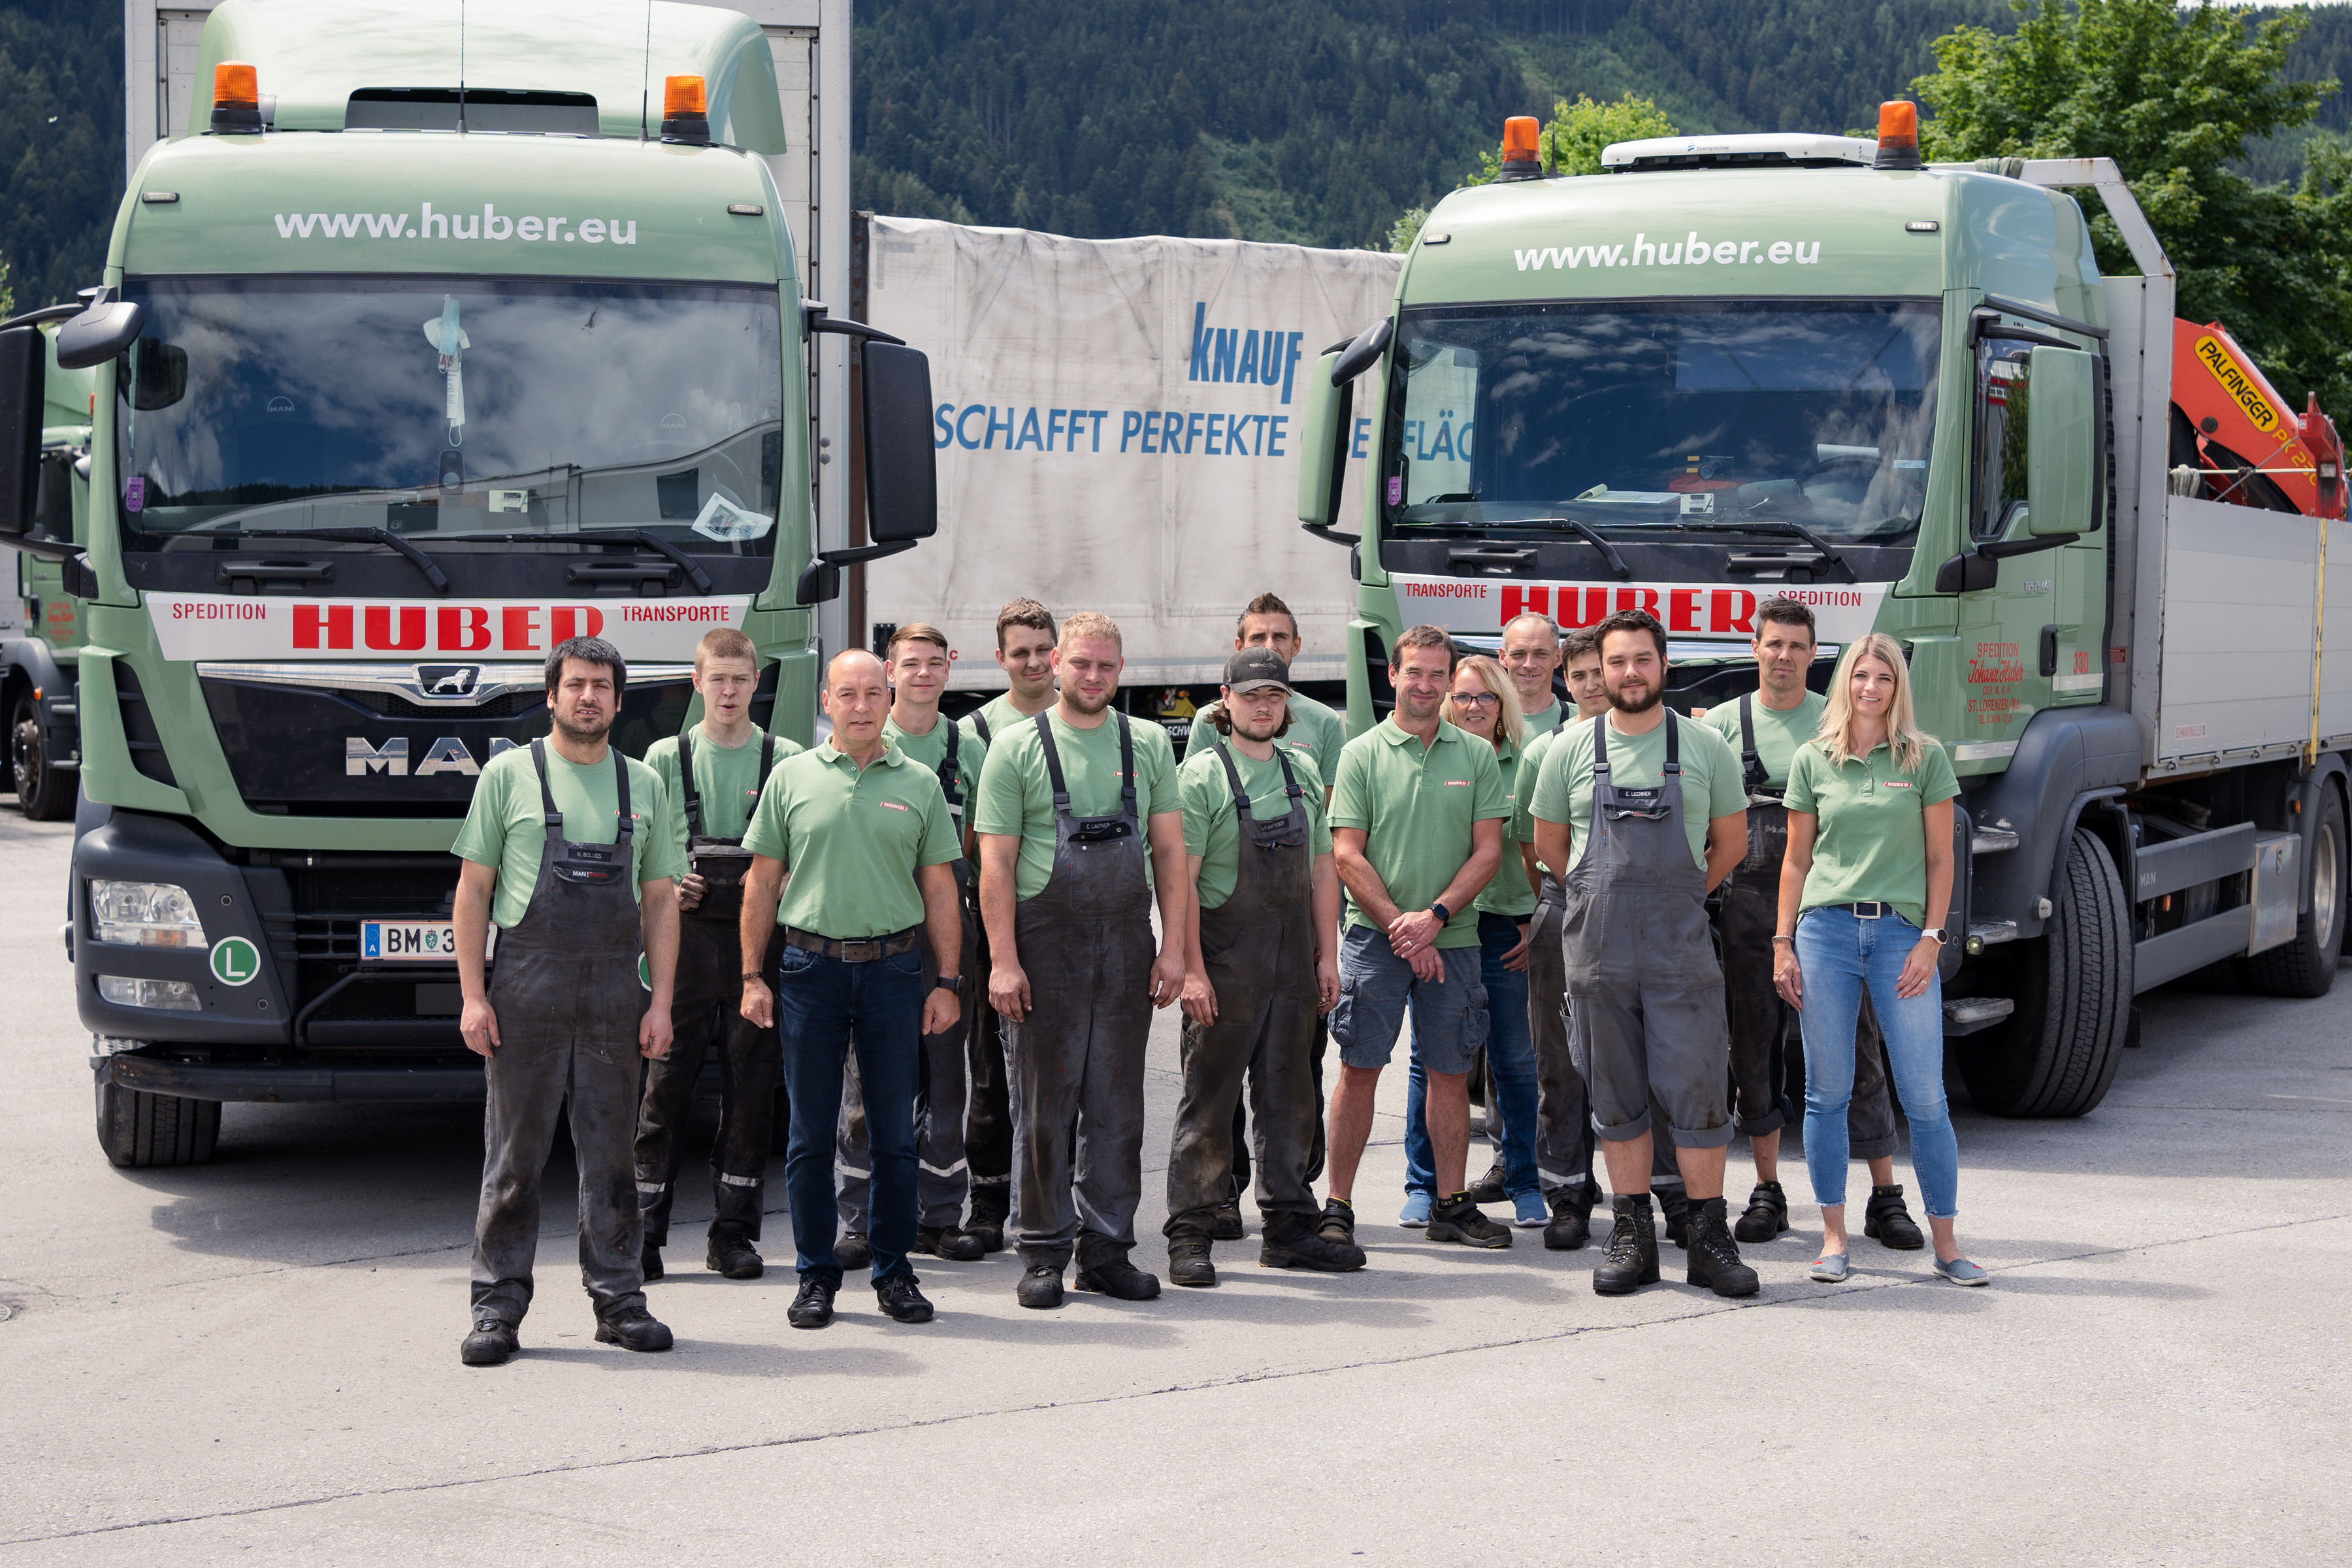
[10,693,73,821]
[2245,785,2347,999]
[1964,827,2132,1118]
[95,1074,221,1168]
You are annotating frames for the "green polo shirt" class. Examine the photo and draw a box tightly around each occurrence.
[742,738,962,938]
[1701,690,1827,793]
[453,744,685,929]
[885,710,974,809]
[1529,712,1748,876]
[1784,736,1961,930]
[1520,696,1563,740]
[1475,736,1538,919]
[971,709,1181,902]
[1179,738,1334,911]
[645,727,802,862]
[1183,689,1348,788]
[957,692,1048,755]
[1512,728,1556,852]
[1328,718,1509,949]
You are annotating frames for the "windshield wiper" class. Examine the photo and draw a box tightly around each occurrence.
[1679,519,1858,582]
[198,525,452,595]
[464,529,715,594]
[1399,517,1631,580]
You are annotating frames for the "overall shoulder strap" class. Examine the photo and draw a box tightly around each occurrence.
[756,731,777,788]
[678,728,703,836]
[1274,743,1304,807]
[1738,694,1767,792]
[973,710,992,747]
[1213,736,1252,819]
[529,738,561,830]
[613,747,634,836]
[1115,711,1137,818]
[1034,711,1070,811]
[1663,711,1683,776]
[939,717,962,804]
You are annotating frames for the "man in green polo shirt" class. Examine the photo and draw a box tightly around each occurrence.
[1499,610,1565,740]
[633,627,802,1285]
[737,651,965,1331]
[1325,623,1511,1254]
[1699,597,1914,1250]
[956,597,1060,1250]
[1531,610,1757,1298]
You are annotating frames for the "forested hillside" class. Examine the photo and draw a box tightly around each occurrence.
[3,1,2351,309]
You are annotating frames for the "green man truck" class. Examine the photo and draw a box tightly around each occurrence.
[0,0,936,1166]
[1300,108,2351,1120]
[3,331,95,819]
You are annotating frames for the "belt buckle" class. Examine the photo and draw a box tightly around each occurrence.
[842,939,878,962]
[1855,901,1884,919]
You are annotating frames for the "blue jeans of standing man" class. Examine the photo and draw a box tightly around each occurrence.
[1407,913,1541,1202]
[774,941,926,1286]
[1793,906,1960,1218]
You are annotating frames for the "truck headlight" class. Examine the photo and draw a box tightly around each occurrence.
[97,975,203,1011]
[91,880,208,948]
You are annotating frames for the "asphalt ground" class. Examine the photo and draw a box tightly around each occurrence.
[1,807,2345,1565]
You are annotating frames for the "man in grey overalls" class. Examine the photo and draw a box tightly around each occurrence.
[452,636,685,1365]
[1166,649,1362,1285]
[973,611,1190,1309]
[1531,610,1758,1299]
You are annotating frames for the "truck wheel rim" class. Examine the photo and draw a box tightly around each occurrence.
[2316,820,2341,955]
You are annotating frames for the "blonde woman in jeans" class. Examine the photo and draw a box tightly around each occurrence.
[1772,633,1987,1285]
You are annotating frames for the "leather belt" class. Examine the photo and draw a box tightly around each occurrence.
[781,924,921,962]
[1830,901,1890,919]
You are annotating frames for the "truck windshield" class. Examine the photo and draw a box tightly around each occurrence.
[1384,299,1940,544]
[114,276,784,553]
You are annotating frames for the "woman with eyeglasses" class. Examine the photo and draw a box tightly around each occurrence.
[1400,655,1544,1233]
[1774,633,1986,1285]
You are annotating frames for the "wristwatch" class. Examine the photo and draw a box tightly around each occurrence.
[1429,901,1452,925]
[1921,927,1948,945]
[934,975,966,996]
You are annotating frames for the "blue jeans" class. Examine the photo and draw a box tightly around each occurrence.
[774,941,926,1286]
[1407,913,1541,1201]
[1793,906,1959,1219]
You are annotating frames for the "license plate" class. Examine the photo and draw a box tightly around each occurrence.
[359,919,493,964]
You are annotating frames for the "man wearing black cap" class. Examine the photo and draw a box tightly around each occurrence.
[1166,649,1363,1285]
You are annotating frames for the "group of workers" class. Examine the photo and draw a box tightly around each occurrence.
[448,591,1985,1367]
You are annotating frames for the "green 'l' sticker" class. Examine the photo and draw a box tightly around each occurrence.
[210,936,261,987]
[638,953,651,992]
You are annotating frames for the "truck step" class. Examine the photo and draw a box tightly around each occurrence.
[1942,996,2016,1037]
[1965,920,2020,953]
[1970,826,2021,854]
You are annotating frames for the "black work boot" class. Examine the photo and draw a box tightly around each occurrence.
[1734,1181,1790,1244]
[1017,1264,1064,1309]
[918,1224,986,1262]
[1659,1189,1691,1250]
[835,1232,873,1271]
[1463,1162,1509,1205]
[1316,1198,1356,1249]
[1168,1235,1218,1288]
[707,1233,764,1279]
[1684,1197,1761,1298]
[640,1243,664,1282]
[875,1273,936,1324]
[1543,1183,1597,1251]
[1076,1256,1162,1301]
[1211,1200,1246,1241]
[461,1315,518,1367]
[966,1193,1010,1254]
[1865,1184,1926,1250]
[1592,1194,1661,1296]
[788,1277,837,1329]
[1260,1211,1365,1271]
[1428,1192,1512,1249]
[595,1306,674,1352]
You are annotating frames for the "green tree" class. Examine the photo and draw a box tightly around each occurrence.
[0,258,13,321]
[1915,0,2352,412]
[1393,91,1678,250]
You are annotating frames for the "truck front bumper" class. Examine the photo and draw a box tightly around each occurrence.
[95,1051,485,1103]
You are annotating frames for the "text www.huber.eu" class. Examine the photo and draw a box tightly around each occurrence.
[272,203,638,243]
[1515,232,1821,270]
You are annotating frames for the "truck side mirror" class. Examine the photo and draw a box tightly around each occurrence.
[54,297,146,371]
[1296,347,1352,534]
[2026,345,2098,537]
[860,341,937,545]
[0,326,44,540]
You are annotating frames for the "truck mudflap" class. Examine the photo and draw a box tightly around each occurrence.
[96,1053,485,1103]
[1963,705,2142,939]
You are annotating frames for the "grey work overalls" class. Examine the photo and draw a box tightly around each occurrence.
[838,718,979,1231]
[1005,710,1156,1273]
[1164,740,1320,1239]
[1717,696,1897,1155]
[1559,713,1733,1149]
[1529,862,1597,1194]
[472,739,653,1326]
[634,728,782,1249]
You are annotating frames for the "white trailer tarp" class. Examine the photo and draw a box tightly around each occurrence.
[861,216,1401,688]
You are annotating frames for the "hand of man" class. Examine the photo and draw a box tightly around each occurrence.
[1315,955,1340,1015]
[1149,946,1186,1009]
[1386,907,1443,959]
[740,975,776,1029]
[1772,943,1803,1009]
[990,961,1033,1022]
[1407,943,1446,983]
[922,987,962,1036]
[639,1004,674,1060]
[677,872,706,913]
[1500,921,1531,973]
[1895,936,1940,1000]
[460,997,501,1058]
[1181,968,1218,1025]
